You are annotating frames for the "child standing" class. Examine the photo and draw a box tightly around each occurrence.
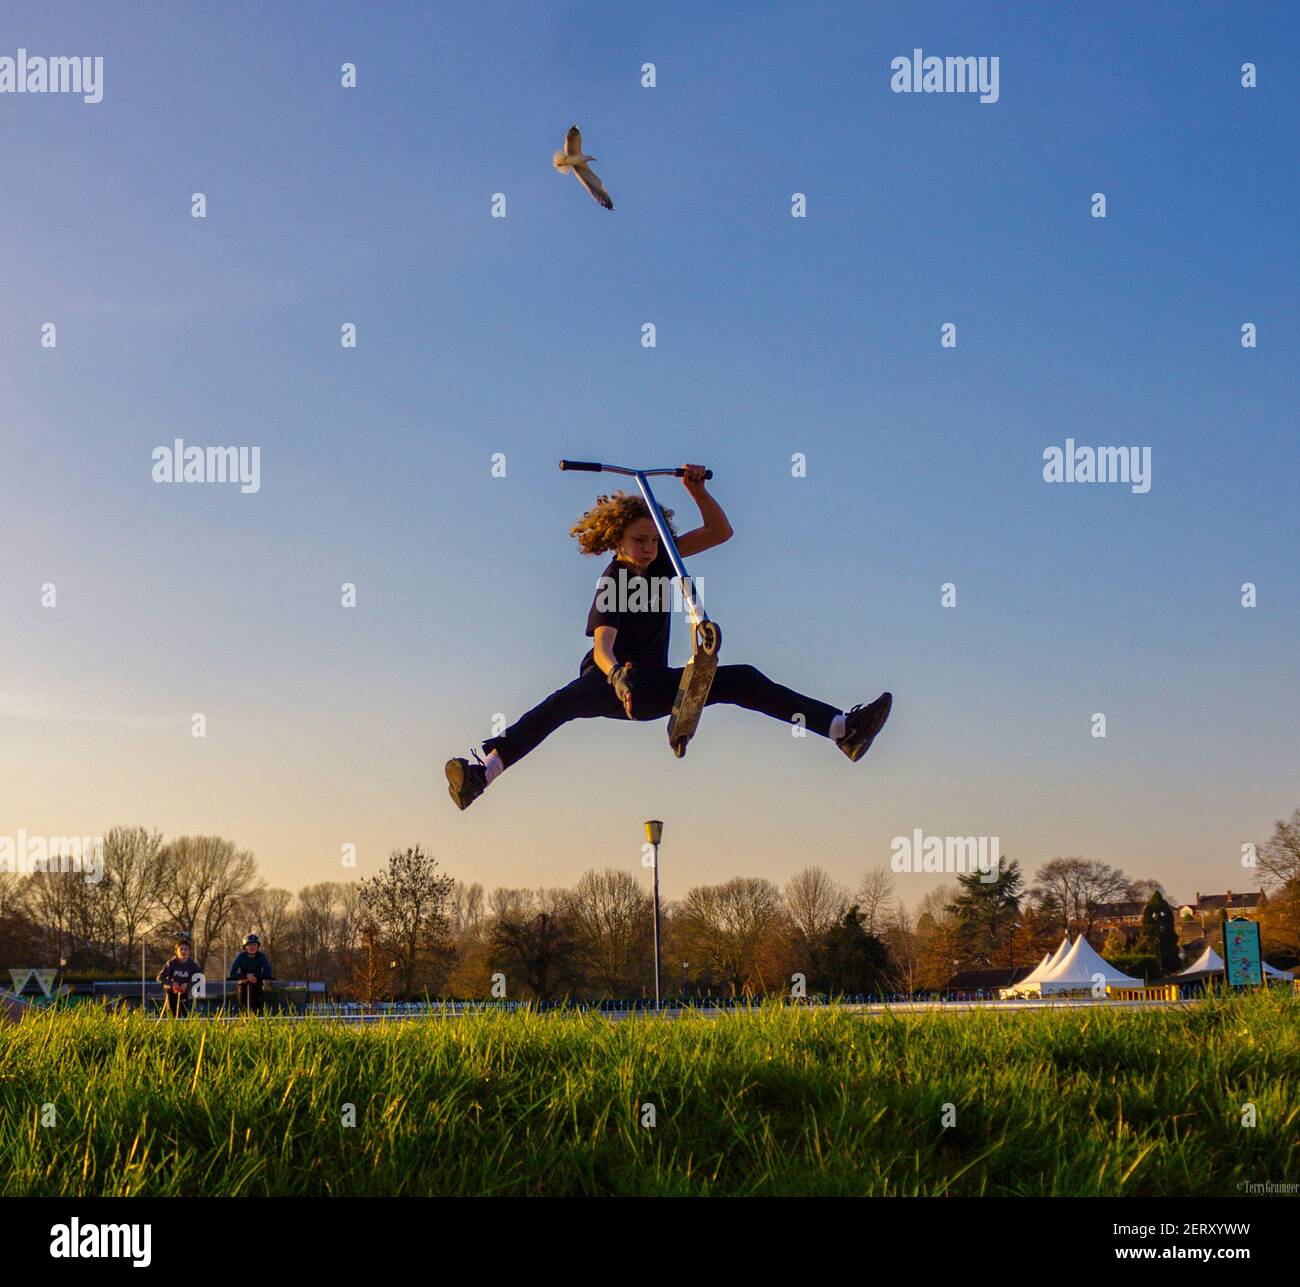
[228,933,273,1014]
[156,938,198,1018]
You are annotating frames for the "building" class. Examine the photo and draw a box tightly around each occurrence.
[1089,900,1148,929]
[1178,890,1267,929]
[940,966,1035,994]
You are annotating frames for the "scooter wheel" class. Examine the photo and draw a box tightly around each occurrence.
[697,622,721,656]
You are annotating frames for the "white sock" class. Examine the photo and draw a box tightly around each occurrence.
[829,712,847,741]
[483,749,505,785]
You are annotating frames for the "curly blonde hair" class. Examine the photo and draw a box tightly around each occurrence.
[570,490,677,556]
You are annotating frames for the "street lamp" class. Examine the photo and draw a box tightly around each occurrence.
[645,820,664,1010]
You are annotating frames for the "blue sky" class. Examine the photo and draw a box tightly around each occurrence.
[2,2,1297,910]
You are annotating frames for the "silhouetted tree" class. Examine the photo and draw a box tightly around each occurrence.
[1134,891,1182,975]
[491,909,582,1001]
[810,905,892,995]
[357,846,454,997]
[947,860,1024,967]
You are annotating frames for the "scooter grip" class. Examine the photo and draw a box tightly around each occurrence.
[559,460,602,472]
[675,467,714,480]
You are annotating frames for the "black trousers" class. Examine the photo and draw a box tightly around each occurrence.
[483,662,840,768]
[162,991,188,1018]
[237,981,264,1013]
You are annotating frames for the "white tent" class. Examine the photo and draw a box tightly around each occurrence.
[1020,952,1051,985]
[1178,945,1222,976]
[1037,933,1143,994]
[1001,935,1072,998]
[1179,945,1294,981]
[999,952,1049,1001]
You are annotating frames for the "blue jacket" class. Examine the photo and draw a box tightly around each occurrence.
[228,950,273,982]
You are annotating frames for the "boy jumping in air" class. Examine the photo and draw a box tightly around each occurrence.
[445,463,891,809]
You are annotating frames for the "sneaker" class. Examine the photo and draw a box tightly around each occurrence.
[445,751,488,810]
[837,692,892,762]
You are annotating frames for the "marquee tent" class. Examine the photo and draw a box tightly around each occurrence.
[1000,934,1072,999]
[1036,933,1143,995]
[1178,944,1294,981]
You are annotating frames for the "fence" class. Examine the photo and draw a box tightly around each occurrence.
[1106,985,1182,1001]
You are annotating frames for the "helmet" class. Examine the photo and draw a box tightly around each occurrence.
[243,933,261,947]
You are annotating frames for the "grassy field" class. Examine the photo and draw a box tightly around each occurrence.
[1,991,1296,1196]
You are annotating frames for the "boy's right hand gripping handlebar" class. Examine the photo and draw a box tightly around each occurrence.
[559,460,713,479]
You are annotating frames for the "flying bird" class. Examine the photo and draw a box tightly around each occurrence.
[553,126,614,210]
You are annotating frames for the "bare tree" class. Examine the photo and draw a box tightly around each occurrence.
[1032,857,1130,938]
[449,881,485,936]
[488,887,535,923]
[240,886,294,960]
[854,866,896,936]
[0,871,30,923]
[156,836,258,970]
[27,871,82,967]
[1259,809,1300,953]
[784,868,848,944]
[677,877,788,997]
[1126,878,1165,902]
[880,901,919,993]
[1259,809,1300,890]
[25,866,116,969]
[916,883,957,927]
[287,882,345,982]
[569,869,653,995]
[103,826,164,970]
[909,882,964,989]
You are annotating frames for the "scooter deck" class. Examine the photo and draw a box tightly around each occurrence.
[667,649,719,757]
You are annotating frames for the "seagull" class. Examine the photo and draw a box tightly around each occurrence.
[553,125,614,210]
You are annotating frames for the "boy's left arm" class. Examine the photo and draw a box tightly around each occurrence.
[675,463,733,558]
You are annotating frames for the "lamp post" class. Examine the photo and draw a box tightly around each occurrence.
[645,820,664,1010]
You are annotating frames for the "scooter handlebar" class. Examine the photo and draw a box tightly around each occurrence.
[558,460,714,479]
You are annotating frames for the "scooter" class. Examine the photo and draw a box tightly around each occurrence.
[559,460,722,757]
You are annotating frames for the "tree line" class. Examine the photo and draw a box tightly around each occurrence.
[2,811,1297,1000]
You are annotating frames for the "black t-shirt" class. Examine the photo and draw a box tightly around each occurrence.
[581,548,675,674]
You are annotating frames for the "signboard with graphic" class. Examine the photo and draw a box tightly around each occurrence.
[1223,917,1264,987]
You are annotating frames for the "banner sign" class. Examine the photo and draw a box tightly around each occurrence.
[1223,918,1264,987]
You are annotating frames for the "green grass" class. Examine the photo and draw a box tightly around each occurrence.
[2,991,1297,1195]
